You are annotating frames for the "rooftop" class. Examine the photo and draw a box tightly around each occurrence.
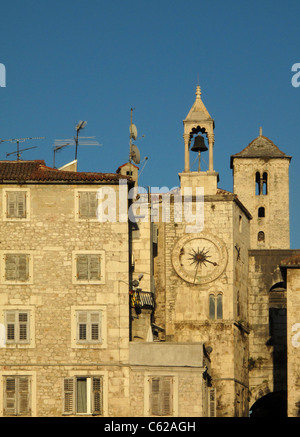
[230,134,291,167]
[0,160,131,184]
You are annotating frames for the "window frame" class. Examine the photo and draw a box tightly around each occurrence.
[3,188,30,221]
[74,189,99,221]
[72,250,105,285]
[144,373,178,417]
[71,306,107,349]
[0,306,35,348]
[63,373,106,416]
[3,375,31,416]
[209,292,223,320]
[0,250,33,285]
[5,310,30,345]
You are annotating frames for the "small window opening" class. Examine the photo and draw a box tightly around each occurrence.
[258,207,265,218]
[258,231,265,242]
[255,172,261,195]
[262,172,268,195]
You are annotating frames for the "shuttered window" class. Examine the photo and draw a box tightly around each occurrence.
[76,254,101,281]
[150,376,173,416]
[5,311,30,344]
[5,254,29,282]
[78,191,97,219]
[3,376,31,416]
[63,376,103,415]
[6,191,26,219]
[209,387,216,417]
[76,311,101,343]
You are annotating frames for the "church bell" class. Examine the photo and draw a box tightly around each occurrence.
[191,134,208,153]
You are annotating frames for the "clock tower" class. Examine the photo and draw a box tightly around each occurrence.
[153,86,252,416]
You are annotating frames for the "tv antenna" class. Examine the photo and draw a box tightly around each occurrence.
[54,121,101,166]
[6,146,37,159]
[0,137,44,160]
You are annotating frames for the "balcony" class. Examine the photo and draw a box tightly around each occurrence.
[130,290,155,311]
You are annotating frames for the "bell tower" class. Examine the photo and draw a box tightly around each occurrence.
[231,129,292,249]
[179,86,219,195]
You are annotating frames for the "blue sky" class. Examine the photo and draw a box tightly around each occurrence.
[0,0,299,248]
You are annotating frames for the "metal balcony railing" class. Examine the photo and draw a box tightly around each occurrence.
[130,290,155,310]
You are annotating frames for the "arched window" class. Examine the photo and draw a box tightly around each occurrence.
[258,207,265,218]
[262,172,268,195]
[255,172,261,195]
[255,172,268,195]
[209,293,223,320]
[258,231,265,242]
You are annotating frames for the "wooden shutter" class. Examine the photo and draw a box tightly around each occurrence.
[4,377,17,415]
[89,255,101,280]
[6,192,26,218]
[19,312,29,342]
[5,255,29,281]
[162,377,172,416]
[88,192,97,218]
[63,378,75,414]
[18,377,30,415]
[209,388,216,417]
[77,311,88,341]
[79,192,97,218]
[4,376,30,416]
[150,377,161,416]
[90,311,101,342]
[5,255,18,280]
[92,377,103,415]
[18,255,29,281]
[6,311,16,341]
[17,192,26,218]
[150,377,172,416]
[77,255,89,280]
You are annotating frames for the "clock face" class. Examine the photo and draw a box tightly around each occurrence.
[172,233,227,285]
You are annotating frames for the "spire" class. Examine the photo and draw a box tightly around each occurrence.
[183,85,215,173]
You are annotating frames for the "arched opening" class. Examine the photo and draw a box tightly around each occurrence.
[262,172,268,195]
[258,207,265,218]
[255,172,261,195]
[258,231,265,242]
[249,391,287,417]
[209,293,223,320]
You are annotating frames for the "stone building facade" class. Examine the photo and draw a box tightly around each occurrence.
[0,86,299,417]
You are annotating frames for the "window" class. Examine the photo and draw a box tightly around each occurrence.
[255,172,268,196]
[5,254,29,282]
[209,293,223,320]
[77,254,101,281]
[78,191,97,219]
[3,189,30,221]
[255,172,261,195]
[3,376,31,416]
[258,207,265,218]
[72,251,105,284]
[5,310,30,344]
[209,387,216,417]
[63,376,103,415]
[262,172,268,195]
[76,310,102,344]
[71,306,107,349]
[258,231,265,242]
[6,191,26,218]
[149,376,173,416]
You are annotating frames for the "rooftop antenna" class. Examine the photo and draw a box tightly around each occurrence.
[53,142,71,168]
[0,137,44,161]
[6,146,37,159]
[75,120,87,160]
[54,121,101,166]
[129,108,143,165]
